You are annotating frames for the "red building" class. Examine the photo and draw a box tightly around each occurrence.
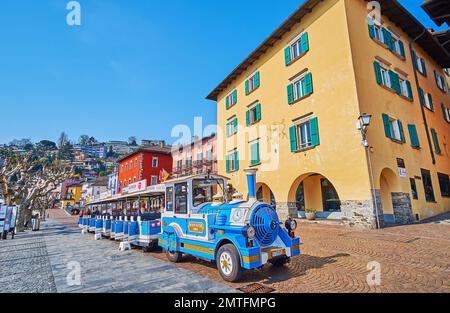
[117,146,173,194]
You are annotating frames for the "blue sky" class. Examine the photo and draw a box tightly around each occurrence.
[0,0,446,145]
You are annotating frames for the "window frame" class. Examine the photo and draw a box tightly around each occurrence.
[421,169,436,203]
[152,157,158,168]
[293,75,307,101]
[226,150,239,172]
[174,182,188,215]
[250,140,261,166]
[437,173,450,198]
[297,121,312,149]
[389,118,402,142]
[151,175,158,186]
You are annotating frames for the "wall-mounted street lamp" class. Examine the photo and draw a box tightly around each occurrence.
[357,114,372,147]
[357,114,381,229]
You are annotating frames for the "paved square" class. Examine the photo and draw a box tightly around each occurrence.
[2,209,449,293]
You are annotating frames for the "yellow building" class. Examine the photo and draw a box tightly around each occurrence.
[207,0,450,228]
[60,184,82,208]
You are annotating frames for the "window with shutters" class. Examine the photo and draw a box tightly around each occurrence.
[416,57,427,76]
[368,20,405,59]
[430,128,441,155]
[373,24,384,42]
[389,34,405,58]
[423,92,434,111]
[250,140,261,166]
[177,160,183,171]
[380,66,391,88]
[399,77,409,98]
[285,32,309,65]
[287,72,313,104]
[245,72,260,95]
[297,121,312,149]
[437,173,450,197]
[434,70,447,92]
[186,157,192,169]
[246,103,261,126]
[226,117,238,137]
[421,169,436,203]
[442,104,450,123]
[407,124,420,149]
[382,113,405,143]
[289,116,320,152]
[226,90,237,109]
[226,150,239,173]
[389,118,402,141]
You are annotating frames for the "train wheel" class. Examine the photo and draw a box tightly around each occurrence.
[166,249,183,263]
[216,244,242,282]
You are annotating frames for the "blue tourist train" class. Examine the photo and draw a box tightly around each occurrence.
[158,169,301,282]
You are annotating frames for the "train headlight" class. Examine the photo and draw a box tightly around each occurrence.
[285,218,297,231]
[246,226,256,240]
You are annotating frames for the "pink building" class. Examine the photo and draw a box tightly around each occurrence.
[172,134,217,177]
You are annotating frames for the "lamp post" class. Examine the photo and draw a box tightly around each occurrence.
[357,114,381,229]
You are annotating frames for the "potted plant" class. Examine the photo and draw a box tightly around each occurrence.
[305,209,317,221]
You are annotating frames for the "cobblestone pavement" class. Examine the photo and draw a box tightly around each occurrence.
[9,210,450,293]
[147,219,450,293]
[1,214,235,293]
[0,229,56,293]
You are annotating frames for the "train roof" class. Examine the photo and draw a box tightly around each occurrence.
[164,173,229,185]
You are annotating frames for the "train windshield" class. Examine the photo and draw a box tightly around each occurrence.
[192,178,225,207]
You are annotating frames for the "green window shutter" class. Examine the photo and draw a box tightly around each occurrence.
[406,80,413,100]
[255,103,261,122]
[431,129,441,154]
[225,95,229,109]
[398,40,406,59]
[411,50,417,66]
[284,47,292,66]
[234,151,239,171]
[250,142,260,165]
[368,22,375,39]
[421,58,427,77]
[398,120,406,143]
[226,155,230,173]
[382,28,393,50]
[256,142,260,164]
[309,117,320,147]
[254,72,260,88]
[287,84,294,104]
[289,126,298,152]
[232,90,237,105]
[408,124,420,148]
[374,61,382,85]
[419,88,425,106]
[301,32,309,54]
[382,113,392,138]
[233,118,238,134]
[246,110,250,127]
[245,80,249,95]
[389,70,400,94]
[304,73,313,95]
[250,144,256,165]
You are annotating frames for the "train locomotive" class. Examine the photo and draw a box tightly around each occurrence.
[158,169,301,282]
